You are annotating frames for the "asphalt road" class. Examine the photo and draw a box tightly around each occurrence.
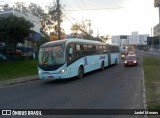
[0,55,144,118]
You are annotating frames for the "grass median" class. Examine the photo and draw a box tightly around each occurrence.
[143,57,160,109]
[0,60,37,81]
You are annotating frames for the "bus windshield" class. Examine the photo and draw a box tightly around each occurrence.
[38,45,65,66]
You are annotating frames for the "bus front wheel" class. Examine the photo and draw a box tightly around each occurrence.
[78,66,84,79]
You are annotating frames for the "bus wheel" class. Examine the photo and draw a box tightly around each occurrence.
[78,66,84,79]
[101,62,104,71]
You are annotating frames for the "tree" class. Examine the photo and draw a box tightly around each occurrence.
[70,22,93,39]
[15,2,28,13]
[1,1,65,37]
[44,2,64,36]
[0,15,34,55]
[28,3,44,17]
[36,36,48,49]
[100,35,110,43]
[71,23,80,33]
[0,4,12,11]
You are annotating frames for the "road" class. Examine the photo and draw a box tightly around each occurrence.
[0,55,144,118]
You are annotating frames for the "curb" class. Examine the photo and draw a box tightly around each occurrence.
[0,75,39,87]
[141,57,148,118]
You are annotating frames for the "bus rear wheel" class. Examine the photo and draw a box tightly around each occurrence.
[78,66,84,79]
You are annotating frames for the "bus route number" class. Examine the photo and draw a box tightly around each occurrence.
[99,56,105,60]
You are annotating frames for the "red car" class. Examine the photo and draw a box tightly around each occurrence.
[124,56,138,67]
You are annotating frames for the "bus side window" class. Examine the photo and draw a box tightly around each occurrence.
[93,45,96,54]
[82,45,88,56]
[88,45,93,55]
[103,46,107,54]
[75,44,81,58]
[67,44,75,63]
[96,46,100,54]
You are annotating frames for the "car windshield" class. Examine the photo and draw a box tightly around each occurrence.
[38,45,65,66]
[126,56,136,60]
[128,52,135,55]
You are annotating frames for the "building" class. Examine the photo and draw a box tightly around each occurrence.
[112,35,127,46]
[111,32,149,49]
[153,0,160,50]
[154,0,160,36]
[0,10,42,57]
[154,23,160,36]
[0,10,41,33]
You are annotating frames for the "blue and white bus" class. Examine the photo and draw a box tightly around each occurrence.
[38,38,120,79]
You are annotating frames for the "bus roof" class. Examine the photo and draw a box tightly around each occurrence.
[107,43,119,46]
[40,38,104,48]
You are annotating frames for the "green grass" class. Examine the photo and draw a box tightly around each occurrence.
[0,60,38,81]
[143,57,160,109]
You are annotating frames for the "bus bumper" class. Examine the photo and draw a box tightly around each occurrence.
[38,70,68,80]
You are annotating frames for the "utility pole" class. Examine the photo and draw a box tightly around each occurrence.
[159,35,160,50]
[85,20,91,35]
[84,19,93,39]
[151,27,153,55]
[97,27,99,38]
[57,0,61,40]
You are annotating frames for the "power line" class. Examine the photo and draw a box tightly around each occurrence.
[61,0,76,18]
[62,0,87,25]
[0,1,53,5]
[71,0,84,11]
[80,0,88,10]
[63,0,75,11]
[62,7,124,11]
[62,11,92,37]
[66,0,88,18]
[62,11,82,25]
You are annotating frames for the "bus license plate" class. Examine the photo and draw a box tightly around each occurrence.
[48,76,54,79]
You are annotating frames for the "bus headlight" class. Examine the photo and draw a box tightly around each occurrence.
[39,70,42,75]
[59,69,66,74]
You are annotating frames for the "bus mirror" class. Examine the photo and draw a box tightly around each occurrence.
[69,48,73,54]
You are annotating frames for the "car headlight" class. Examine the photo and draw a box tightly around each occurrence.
[133,61,137,63]
[59,69,66,74]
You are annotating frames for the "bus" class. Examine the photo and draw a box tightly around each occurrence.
[38,38,120,80]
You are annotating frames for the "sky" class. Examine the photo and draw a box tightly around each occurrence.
[1,0,159,36]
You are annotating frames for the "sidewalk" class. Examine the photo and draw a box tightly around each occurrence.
[0,75,38,87]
